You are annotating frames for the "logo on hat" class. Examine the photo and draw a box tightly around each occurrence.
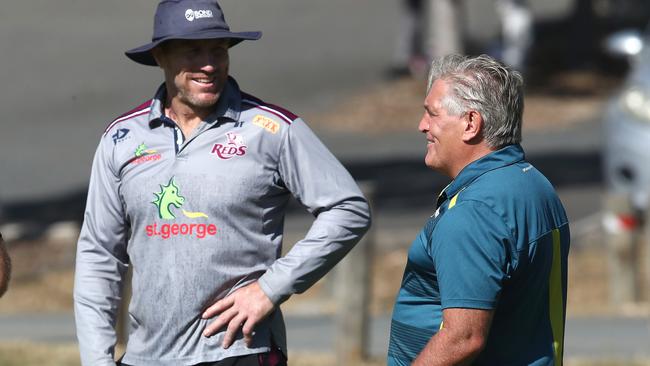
[185,8,214,22]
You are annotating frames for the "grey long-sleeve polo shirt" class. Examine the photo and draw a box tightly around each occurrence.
[74,77,371,366]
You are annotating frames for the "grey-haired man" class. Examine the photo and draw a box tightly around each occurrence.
[387,54,569,365]
[73,1,371,365]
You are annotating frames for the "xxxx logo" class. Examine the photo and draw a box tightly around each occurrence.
[211,132,247,160]
[147,177,217,239]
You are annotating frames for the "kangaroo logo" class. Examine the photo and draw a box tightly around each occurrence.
[152,177,185,220]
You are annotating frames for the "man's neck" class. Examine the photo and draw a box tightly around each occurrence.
[449,144,497,179]
[165,99,214,138]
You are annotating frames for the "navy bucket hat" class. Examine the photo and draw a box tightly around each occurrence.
[125,0,262,66]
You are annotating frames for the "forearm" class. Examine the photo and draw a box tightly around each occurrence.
[414,307,493,366]
[0,234,11,297]
[258,198,371,304]
[267,118,372,303]
[413,327,484,366]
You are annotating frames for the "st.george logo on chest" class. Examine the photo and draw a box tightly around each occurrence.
[210,132,248,160]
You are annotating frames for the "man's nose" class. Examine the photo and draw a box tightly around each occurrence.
[418,116,430,133]
[198,52,218,72]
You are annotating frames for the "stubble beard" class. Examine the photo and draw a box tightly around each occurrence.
[179,88,220,109]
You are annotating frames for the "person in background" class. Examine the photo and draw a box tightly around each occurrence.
[496,0,533,72]
[388,0,428,78]
[73,1,371,365]
[387,54,570,365]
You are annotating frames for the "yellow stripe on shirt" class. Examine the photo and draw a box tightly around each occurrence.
[448,193,460,209]
[549,228,564,366]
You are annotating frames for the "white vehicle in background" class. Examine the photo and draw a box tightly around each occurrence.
[602,26,650,305]
[603,28,650,212]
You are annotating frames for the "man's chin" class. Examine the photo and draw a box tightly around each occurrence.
[186,95,220,109]
[194,100,219,108]
[424,159,434,170]
[424,156,439,171]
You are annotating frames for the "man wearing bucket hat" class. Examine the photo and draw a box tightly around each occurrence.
[73,1,371,365]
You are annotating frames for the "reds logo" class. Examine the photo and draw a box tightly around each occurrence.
[211,132,247,160]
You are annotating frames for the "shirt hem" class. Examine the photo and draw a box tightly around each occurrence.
[121,346,270,366]
[441,299,496,310]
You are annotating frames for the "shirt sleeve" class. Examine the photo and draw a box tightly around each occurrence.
[73,136,129,366]
[257,118,371,304]
[432,200,512,310]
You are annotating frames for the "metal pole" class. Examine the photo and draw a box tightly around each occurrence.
[335,182,375,364]
[603,193,641,306]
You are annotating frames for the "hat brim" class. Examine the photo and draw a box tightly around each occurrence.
[125,30,262,66]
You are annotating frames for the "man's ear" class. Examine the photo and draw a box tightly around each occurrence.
[462,110,483,142]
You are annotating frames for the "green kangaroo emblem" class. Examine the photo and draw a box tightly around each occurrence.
[152,177,185,220]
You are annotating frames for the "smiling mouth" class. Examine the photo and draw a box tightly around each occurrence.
[192,76,216,86]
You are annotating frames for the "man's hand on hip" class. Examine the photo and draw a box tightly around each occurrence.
[202,281,275,348]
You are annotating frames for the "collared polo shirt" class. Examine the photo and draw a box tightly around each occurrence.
[388,144,570,366]
[74,77,370,366]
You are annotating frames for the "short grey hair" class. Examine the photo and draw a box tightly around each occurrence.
[426,54,524,149]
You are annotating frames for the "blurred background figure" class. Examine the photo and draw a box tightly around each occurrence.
[388,0,466,79]
[387,0,428,78]
[495,0,533,72]
[390,0,534,75]
[0,232,10,298]
[601,19,650,307]
[426,0,464,59]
